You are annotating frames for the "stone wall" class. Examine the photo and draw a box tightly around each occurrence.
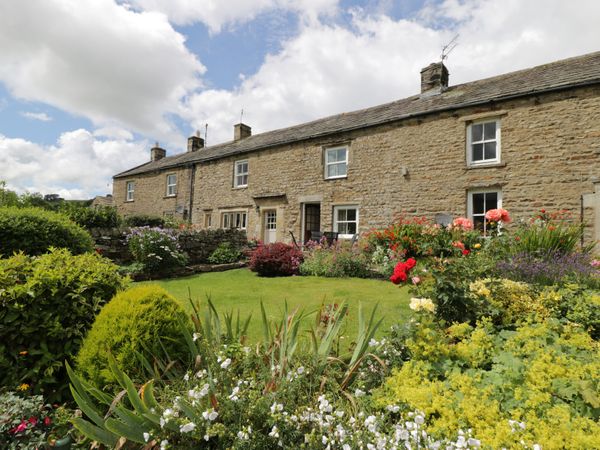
[114,166,193,221]
[114,85,600,246]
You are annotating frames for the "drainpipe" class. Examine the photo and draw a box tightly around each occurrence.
[580,194,584,249]
[188,164,196,224]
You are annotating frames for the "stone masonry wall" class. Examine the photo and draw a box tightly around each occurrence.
[115,85,600,245]
[114,166,193,220]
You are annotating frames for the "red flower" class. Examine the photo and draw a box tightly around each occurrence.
[451,241,465,251]
[405,258,416,270]
[28,416,38,426]
[43,416,52,426]
[10,420,28,434]
[390,271,407,284]
[462,249,470,256]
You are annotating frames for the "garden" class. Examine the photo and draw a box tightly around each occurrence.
[0,183,599,449]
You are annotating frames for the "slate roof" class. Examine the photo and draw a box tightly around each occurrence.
[115,51,600,178]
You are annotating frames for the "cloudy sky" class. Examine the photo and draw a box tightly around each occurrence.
[1,0,599,199]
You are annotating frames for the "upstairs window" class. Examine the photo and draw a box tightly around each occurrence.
[467,120,500,165]
[234,160,248,188]
[333,205,358,239]
[468,189,502,234]
[325,146,348,179]
[222,211,247,230]
[126,181,135,201]
[166,174,177,197]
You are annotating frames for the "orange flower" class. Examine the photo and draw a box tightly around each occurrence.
[19,351,28,356]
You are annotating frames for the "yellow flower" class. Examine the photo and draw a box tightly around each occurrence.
[409,297,436,313]
[473,243,481,249]
[17,383,29,391]
[19,351,28,356]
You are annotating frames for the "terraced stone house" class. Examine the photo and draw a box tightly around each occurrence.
[114,52,600,245]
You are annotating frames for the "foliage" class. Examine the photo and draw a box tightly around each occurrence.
[76,285,190,388]
[365,215,482,259]
[376,318,600,449]
[126,226,188,274]
[60,203,121,229]
[496,250,599,286]
[124,214,167,228]
[207,242,242,264]
[0,392,54,450]
[0,206,94,256]
[512,209,593,255]
[300,240,371,278]
[0,249,126,402]
[178,228,248,264]
[249,243,303,277]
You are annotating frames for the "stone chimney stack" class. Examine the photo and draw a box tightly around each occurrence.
[234,123,252,141]
[187,132,204,152]
[151,143,166,161]
[420,62,449,94]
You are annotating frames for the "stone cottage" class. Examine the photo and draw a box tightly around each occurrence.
[114,52,600,245]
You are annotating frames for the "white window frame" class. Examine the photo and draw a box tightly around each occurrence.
[324,146,348,180]
[205,212,212,228]
[166,173,177,197]
[333,205,359,239]
[234,160,249,188]
[126,181,135,202]
[466,119,501,166]
[221,211,248,230]
[467,188,502,235]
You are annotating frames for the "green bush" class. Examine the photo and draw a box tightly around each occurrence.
[61,204,121,229]
[377,318,600,449]
[0,207,94,256]
[207,242,242,264]
[178,228,248,264]
[0,249,126,402]
[123,214,166,228]
[125,227,188,274]
[300,241,371,278]
[76,285,190,388]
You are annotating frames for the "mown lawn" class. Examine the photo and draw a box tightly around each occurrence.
[140,268,411,344]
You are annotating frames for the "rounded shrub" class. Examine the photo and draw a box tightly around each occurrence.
[0,206,94,256]
[249,242,303,276]
[76,285,190,388]
[0,249,126,402]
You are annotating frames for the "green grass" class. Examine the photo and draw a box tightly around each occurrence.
[140,268,411,344]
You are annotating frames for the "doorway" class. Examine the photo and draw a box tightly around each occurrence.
[302,203,321,243]
[263,210,277,244]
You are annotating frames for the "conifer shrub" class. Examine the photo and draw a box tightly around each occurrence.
[0,206,94,256]
[248,243,303,276]
[76,285,190,388]
[0,249,126,402]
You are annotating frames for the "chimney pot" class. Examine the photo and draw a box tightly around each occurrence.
[420,62,449,95]
[234,123,252,141]
[151,145,166,161]
[187,135,204,152]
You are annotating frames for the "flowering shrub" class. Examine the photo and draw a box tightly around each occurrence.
[300,240,371,278]
[377,318,600,449]
[0,392,55,450]
[389,258,417,284]
[0,249,126,402]
[249,243,303,276]
[126,226,187,273]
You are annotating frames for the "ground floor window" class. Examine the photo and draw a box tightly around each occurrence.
[204,212,212,228]
[333,205,358,239]
[222,211,247,230]
[468,189,502,234]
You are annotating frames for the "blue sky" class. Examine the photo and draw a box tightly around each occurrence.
[1,0,599,198]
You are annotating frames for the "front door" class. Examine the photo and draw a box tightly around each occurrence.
[303,203,321,243]
[264,210,277,244]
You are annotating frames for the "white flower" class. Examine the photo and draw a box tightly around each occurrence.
[183,373,190,381]
[220,358,232,369]
[467,438,481,447]
[386,405,400,413]
[532,445,541,450]
[204,434,210,441]
[343,445,351,450]
[159,440,169,450]
[143,432,150,442]
[296,366,305,374]
[269,425,280,438]
[180,422,196,433]
[192,332,201,342]
[228,386,240,401]
[354,388,366,397]
[415,414,425,425]
[202,409,218,421]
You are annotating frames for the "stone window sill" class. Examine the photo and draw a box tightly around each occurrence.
[466,162,506,170]
[163,195,177,199]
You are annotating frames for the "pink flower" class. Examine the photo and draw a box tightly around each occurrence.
[451,217,474,230]
[411,276,421,285]
[485,208,511,223]
[451,241,465,250]
[10,420,28,435]
[43,416,52,426]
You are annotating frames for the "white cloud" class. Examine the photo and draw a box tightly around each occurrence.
[129,0,339,32]
[0,0,204,145]
[0,129,150,199]
[21,112,53,122]
[182,0,600,145]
